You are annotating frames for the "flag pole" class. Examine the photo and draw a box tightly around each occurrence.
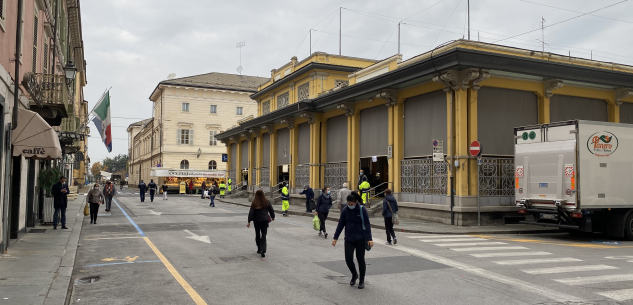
[89,87,112,115]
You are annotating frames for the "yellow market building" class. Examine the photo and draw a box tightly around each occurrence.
[215,40,633,225]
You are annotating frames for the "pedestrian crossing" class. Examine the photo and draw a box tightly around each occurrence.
[406,234,632,302]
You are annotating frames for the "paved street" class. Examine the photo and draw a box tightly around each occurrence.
[61,193,633,305]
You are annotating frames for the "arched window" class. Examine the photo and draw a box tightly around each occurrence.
[208,160,217,170]
[180,159,189,169]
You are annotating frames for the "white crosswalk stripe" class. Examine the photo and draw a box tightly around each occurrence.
[419,238,487,242]
[493,258,582,265]
[434,242,508,247]
[522,265,618,275]
[596,288,633,301]
[471,251,551,258]
[451,246,528,252]
[555,273,633,285]
[406,235,473,239]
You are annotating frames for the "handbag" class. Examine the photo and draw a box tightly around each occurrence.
[83,196,89,216]
[309,198,316,211]
[359,206,371,251]
[386,200,400,225]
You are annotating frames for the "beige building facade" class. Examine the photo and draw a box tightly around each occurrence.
[128,72,268,187]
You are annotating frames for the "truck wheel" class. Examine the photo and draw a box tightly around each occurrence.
[625,213,633,241]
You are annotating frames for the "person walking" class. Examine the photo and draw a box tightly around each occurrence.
[299,185,314,213]
[209,184,216,207]
[162,184,168,200]
[337,183,352,211]
[201,181,207,199]
[247,190,275,258]
[332,192,373,289]
[188,180,194,195]
[219,181,226,198]
[359,177,371,206]
[138,180,147,202]
[280,182,290,217]
[51,176,70,230]
[87,183,105,224]
[148,179,157,202]
[120,179,125,190]
[358,169,367,189]
[315,187,333,239]
[382,189,399,245]
[102,180,117,212]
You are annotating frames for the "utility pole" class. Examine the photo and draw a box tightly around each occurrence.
[467,0,470,40]
[236,42,245,75]
[398,22,401,54]
[309,29,312,55]
[339,7,342,55]
[541,17,545,53]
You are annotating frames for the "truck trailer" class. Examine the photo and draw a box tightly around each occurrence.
[515,120,633,240]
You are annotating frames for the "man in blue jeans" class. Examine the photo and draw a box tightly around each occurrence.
[51,176,69,230]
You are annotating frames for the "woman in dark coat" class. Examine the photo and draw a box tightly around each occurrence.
[332,192,373,289]
[315,187,332,239]
[247,190,275,258]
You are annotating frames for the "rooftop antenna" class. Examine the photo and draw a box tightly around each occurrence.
[467,0,470,40]
[236,41,245,75]
[536,17,548,53]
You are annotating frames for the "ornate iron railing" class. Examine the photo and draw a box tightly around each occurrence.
[295,164,310,189]
[478,157,515,204]
[400,157,448,195]
[324,163,347,201]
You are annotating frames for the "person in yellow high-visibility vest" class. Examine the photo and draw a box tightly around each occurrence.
[219,181,226,198]
[227,178,232,195]
[280,182,290,217]
[359,177,371,206]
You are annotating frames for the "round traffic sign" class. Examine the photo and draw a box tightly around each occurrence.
[470,141,481,156]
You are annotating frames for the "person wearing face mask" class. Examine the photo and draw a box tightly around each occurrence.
[315,187,333,238]
[87,183,105,224]
[332,192,373,289]
[357,170,367,189]
[102,180,117,212]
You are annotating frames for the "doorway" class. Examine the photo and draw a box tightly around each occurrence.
[277,165,289,186]
[241,169,248,191]
[359,156,389,196]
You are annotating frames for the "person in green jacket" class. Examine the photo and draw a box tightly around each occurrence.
[219,181,226,198]
[359,177,370,206]
[227,178,232,195]
[280,182,290,217]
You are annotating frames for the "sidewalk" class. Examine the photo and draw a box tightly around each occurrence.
[217,197,558,235]
[0,195,85,305]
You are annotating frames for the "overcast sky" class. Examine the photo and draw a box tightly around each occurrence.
[82,0,633,166]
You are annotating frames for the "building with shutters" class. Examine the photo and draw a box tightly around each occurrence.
[216,40,633,226]
[127,72,268,188]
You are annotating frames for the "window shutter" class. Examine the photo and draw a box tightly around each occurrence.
[190,129,194,145]
[32,15,38,73]
[177,129,181,144]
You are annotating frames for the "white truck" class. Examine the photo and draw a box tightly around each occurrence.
[515,120,633,240]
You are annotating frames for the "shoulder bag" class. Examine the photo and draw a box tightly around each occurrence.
[386,200,400,225]
[359,206,371,251]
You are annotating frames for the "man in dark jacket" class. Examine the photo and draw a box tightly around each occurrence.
[201,181,206,199]
[148,179,157,202]
[300,185,314,213]
[382,189,399,245]
[51,176,69,230]
[138,180,147,202]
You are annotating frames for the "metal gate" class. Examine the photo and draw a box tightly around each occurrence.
[400,157,448,204]
[228,169,236,192]
[324,163,347,201]
[295,164,310,189]
[478,157,515,206]
[260,168,270,187]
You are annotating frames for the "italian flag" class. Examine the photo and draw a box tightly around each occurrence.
[92,91,112,152]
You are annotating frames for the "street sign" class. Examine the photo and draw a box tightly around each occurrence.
[477,156,482,165]
[470,141,481,156]
[433,139,444,162]
[222,154,228,162]
[387,145,393,159]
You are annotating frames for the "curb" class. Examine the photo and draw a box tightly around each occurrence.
[217,199,560,235]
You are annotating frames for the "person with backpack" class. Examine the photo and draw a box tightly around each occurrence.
[332,192,373,289]
[247,190,275,258]
[162,184,169,200]
[382,189,399,245]
[315,187,332,239]
[148,179,158,202]
[102,180,117,212]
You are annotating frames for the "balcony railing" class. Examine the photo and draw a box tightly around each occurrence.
[23,72,70,118]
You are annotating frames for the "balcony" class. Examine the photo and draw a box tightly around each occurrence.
[22,72,70,126]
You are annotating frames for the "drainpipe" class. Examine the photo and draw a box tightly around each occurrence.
[51,0,59,75]
[12,0,24,130]
[449,90,455,225]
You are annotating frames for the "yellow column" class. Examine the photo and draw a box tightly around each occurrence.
[226,142,233,173]
[609,102,618,123]
[289,126,298,189]
[393,100,404,193]
[309,114,322,188]
[446,91,454,196]
[538,95,550,124]
[320,120,327,188]
[248,137,254,186]
[468,88,478,197]
[387,104,395,192]
[454,88,469,198]
[270,129,278,186]
[349,112,360,190]
[256,134,263,185]
[236,141,243,185]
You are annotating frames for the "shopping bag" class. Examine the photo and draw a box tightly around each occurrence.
[83,203,89,216]
[313,215,320,231]
[204,190,209,198]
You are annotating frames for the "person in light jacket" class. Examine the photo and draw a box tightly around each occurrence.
[247,190,275,258]
[315,187,333,239]
[337,183,351,211]
[382,189,399,245]
[300,185,314,213]
[332,192,373,289]
[87,183,105,224]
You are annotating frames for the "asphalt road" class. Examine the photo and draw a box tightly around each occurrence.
[70,191,633,304]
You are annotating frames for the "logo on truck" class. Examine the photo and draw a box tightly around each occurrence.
[587,131,618,157]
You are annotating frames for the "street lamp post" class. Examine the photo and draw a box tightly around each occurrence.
[63,60,77,87]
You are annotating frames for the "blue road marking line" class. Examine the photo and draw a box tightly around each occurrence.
[85,260,161,268]
[112,198,147,237]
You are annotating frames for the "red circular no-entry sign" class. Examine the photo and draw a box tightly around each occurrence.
[470,141,481,156]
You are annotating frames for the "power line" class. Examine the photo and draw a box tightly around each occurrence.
[431,0,464,47]
[311,29,430,47]
[375,24,400,59]
[493,0,628,43]
[519,0,633,24]
[311,11,338,50]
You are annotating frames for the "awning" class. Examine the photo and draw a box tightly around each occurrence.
[12,108,62,159]
[150,168,225,178]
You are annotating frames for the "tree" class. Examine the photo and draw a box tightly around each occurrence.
[90,162,108,179]
[102,154,129,176]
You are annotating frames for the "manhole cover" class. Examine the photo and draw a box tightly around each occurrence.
[75,276,100,285]
[29,229,46,233]
[219,256,249,263]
